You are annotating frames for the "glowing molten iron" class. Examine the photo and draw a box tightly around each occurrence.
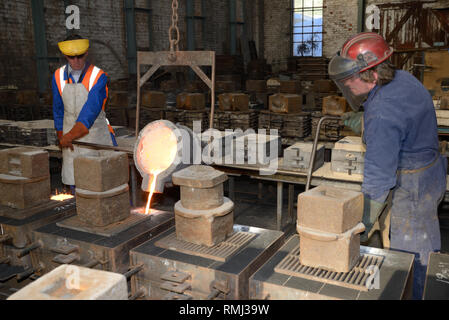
[137,124,178,214]
[51,190,74,202]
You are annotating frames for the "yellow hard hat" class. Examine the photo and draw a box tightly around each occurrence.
[57,39,89,56]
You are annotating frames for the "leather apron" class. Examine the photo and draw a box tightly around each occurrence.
[61,82,113,185]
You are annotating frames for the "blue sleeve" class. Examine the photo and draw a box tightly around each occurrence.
[52,74,64,131]
[76,73,108,129]
[361,110,404,202]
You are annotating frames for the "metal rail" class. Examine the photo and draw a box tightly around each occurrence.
[306,116,341,191]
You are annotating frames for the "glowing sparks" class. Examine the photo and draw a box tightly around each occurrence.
[51,189,74,201]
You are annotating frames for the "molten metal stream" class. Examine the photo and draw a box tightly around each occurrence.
[144,171,161,215]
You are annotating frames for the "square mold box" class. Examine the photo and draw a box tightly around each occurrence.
[8,264,128,300]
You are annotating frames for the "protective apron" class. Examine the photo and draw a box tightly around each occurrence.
[61,81,113,186]
[390,154,447,299]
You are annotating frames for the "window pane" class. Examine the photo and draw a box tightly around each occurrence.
[294,0,303,8]
[293,34,303,43]
[303,0,313,8]
[293,13,303,27]
[302,13,313,25]
[303,26,313,34]
[293,26,303,34]
[292,0,323,57]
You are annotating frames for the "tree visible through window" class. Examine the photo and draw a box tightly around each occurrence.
[292,0,323,57]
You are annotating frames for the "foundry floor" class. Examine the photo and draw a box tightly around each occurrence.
[1,162,448,300]
[46,156,449,253]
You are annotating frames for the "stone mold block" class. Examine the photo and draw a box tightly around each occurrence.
[297,185,363,234]
[322,96,348,116]
[297,223,365,273]
[180,184,224,210]
[0,174,50,209]
[331,136,365,175]
[218,93,249,111]
[176,93,206,110]
[174,197,234,247]
[8,264,128,300]
[74,151,129,192]
[269,94,302,114]
[172,165,228,189]
[141,91,166,108]
[283,142,324,170]
[0,147,49,178]
[75,184,130,227]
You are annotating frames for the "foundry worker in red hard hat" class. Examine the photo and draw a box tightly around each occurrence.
[329,32,447,299]
[52,34,117,193]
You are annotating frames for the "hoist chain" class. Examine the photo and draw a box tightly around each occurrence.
[168,0,180,52]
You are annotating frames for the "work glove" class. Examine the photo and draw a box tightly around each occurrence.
[59,122,89,151]
[341,112,363,135]
[56,130,63,146]
[360,195,387,242]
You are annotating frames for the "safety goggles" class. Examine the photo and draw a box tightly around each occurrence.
[66,53,87,60]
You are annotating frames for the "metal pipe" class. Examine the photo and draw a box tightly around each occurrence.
[306,116,341,191]
[72,141,133,155]
[16,242,42,259]
[82,259,100,269]
[124,264,143,279]
[128,288,146,300]
[206,288,221,300]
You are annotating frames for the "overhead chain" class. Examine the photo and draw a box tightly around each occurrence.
[168,0,180,53]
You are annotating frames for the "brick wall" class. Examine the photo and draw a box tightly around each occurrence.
[0,1,37,89]
[323,0,359,58]
[264,0,291,73]
[3,0,411,90]
[0,0,248,91]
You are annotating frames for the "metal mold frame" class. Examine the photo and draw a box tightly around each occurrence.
[135,51,216,136]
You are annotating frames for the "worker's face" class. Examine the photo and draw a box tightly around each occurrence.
[65,51,88,71]
[344,74,377,96]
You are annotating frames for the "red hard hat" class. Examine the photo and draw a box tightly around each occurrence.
[340,32,393,72]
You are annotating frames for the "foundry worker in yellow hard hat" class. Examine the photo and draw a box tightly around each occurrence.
[52,34,117,193]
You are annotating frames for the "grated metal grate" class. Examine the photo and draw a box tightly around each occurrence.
[274,245,384,292]
[155,231,256,262]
